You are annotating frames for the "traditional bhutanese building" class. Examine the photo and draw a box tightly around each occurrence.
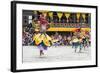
[23,10,91,36]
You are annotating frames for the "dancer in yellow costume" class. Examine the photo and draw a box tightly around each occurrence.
[33,14,52,56]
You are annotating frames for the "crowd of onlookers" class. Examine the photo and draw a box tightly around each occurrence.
[22,26,91,49]
[50,32,72,46]
[22,27,71,46]
[22,25,33,46]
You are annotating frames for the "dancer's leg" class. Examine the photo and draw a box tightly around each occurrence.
[40,50,44,56]
[79,43,82,52]
[74,43,77,52]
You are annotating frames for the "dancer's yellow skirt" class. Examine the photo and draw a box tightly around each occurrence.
[33,33,52,46]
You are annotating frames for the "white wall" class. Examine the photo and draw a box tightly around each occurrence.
[0,0,99,73]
